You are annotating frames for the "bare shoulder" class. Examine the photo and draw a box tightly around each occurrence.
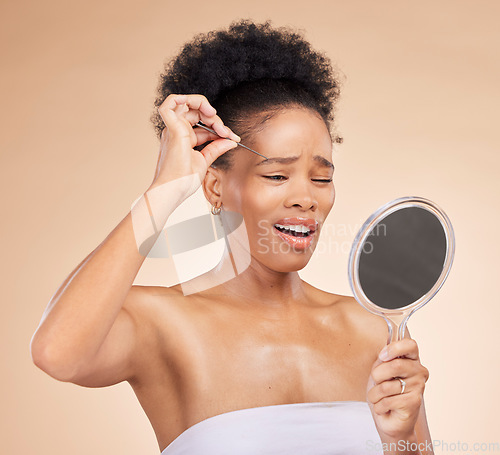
[124,283,202,344]
[122,284,191,333]
[112,284,193,381]
[303,281,388,354]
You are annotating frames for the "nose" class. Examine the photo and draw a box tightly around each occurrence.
[283,179,318,212]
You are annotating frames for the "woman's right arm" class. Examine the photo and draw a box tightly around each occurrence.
[29,94,240,386]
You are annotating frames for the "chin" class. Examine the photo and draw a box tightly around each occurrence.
[248,228,322,271]
[255,248,316,273]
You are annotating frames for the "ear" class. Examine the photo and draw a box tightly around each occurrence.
[202,166,223,206]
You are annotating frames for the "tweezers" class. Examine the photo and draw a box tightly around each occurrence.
[195,121,268,160]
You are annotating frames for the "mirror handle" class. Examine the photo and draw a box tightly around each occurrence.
[384,311,410,344]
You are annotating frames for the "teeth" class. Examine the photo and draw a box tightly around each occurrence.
[274,224,311,233]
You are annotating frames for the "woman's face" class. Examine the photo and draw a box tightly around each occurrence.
[217,107,335,273]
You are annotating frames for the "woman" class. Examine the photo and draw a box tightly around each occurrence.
[31,20,432,454]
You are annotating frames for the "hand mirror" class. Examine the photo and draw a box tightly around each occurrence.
[348,196,455,344]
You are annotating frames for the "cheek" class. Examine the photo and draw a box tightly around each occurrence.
[239,183,285,241]
[303,181,335,217]
[234,176,282,212]
[323,183,335,210]
[243,187,282,229]
[330,184,336,206]
[221,175,246,211]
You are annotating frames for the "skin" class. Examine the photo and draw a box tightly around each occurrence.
[31,95,433,454]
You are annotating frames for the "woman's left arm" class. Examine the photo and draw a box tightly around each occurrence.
[366,328,434,455]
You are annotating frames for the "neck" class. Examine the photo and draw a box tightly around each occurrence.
[202,245,309,311]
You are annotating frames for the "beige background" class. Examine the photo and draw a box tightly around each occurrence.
[1,0,499,453]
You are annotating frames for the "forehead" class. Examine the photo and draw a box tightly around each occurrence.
[249,108,333,159]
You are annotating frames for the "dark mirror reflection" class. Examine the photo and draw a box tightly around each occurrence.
[358,207,447,310]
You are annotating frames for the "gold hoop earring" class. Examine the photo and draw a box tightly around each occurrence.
[210,203,222,216]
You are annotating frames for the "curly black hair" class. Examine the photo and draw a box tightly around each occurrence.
[150,19,342,169]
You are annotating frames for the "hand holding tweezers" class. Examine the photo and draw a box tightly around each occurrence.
[194,122,268,160]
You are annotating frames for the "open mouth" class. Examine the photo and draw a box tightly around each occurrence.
[273,224,312,237]
[271,219,318,250]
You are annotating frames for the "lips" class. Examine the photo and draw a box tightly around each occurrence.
[272,217,318,250]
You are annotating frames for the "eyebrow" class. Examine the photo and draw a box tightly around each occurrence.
[255,155,335,171]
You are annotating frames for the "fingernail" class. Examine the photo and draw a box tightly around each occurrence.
[379,347,390,361]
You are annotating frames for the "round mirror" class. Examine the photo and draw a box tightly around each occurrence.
[348,196,455,343]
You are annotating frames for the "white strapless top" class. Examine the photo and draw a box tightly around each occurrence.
[161,401,383,454]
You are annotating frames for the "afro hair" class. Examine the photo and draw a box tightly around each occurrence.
[150,19,343,169]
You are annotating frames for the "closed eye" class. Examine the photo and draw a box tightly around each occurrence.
[263,175,287,181]
[263,176,333,183]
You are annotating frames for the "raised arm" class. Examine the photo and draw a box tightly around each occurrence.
[30,94,240,386]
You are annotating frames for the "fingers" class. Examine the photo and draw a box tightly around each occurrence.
[158,94,240,142]
[199,137,239,166]
[197,112,241,142]
[185,108,240,141]
[371,356,429,384]
[371,357,412,384]
[367,338,429,405]
[379,338,419,362]
[372,339,422,385]
[193,128,218,145]
[367,376,422,404]
[371,391,423,417]
[157,104,192,150]
[160,94,216,117]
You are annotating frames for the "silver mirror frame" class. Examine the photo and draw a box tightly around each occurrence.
[348,196,455,343]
